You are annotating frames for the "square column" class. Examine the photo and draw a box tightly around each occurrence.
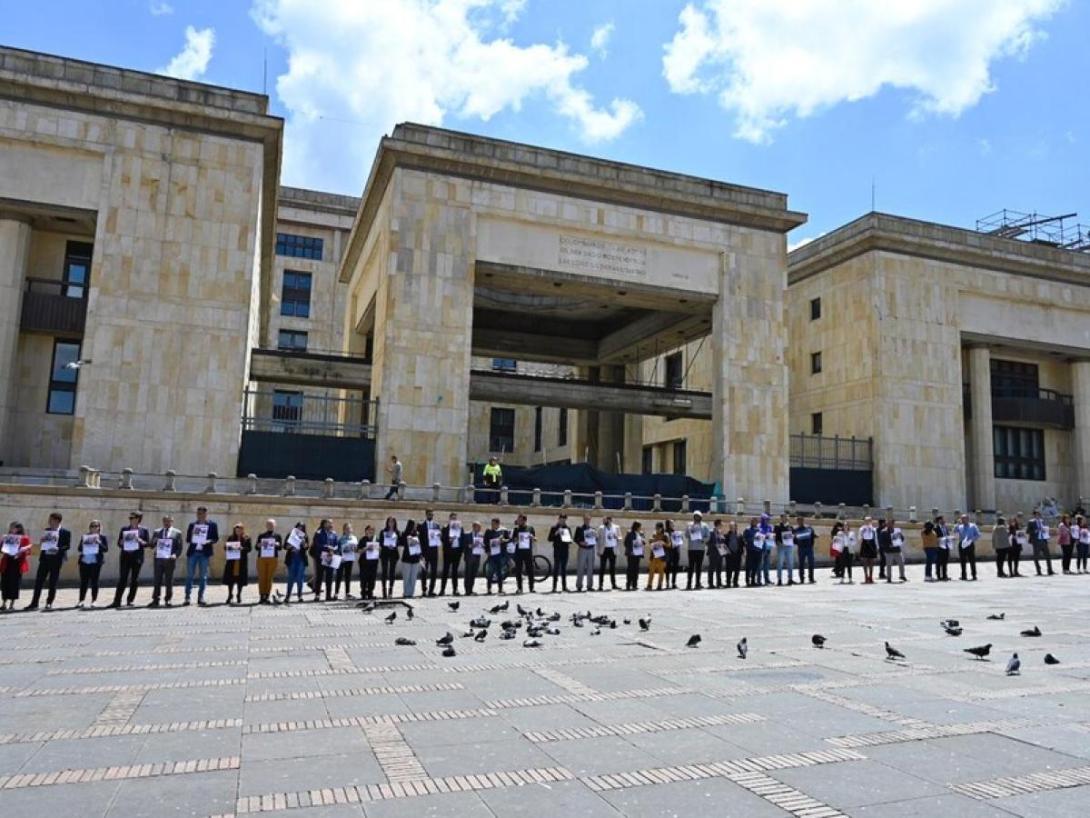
[1072,360,1090,501]
[370,179,475,489]
[966,345,995,511]
[0,218,32,463]
[711,234,789,503]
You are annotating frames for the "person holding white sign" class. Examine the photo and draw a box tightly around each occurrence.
[310,518,338,600]
[884,518,907,583]
[623,521,645,591]
[222,522,252,605]
[255,520,282,604]
[400,519,424,598]
[706,519,725,589]
[663,519,681,589]
[358,525,380,600]
[1076,514,1090,573]
[1008,515,1026,577]
[596,515,621,591]
[184,506,220,606]
[548,513,572,593]
[1058,515,1074,575]
[483,517,509,594]
[573,514,597,593]
[511,514,536,594]
[77,520,108,608]
[439,512,466,596]
[685,512,709,591]
[934,515,952,582]
[955,513,980,582]
[774,514,795,587]
[420,510,442,597]
[858,517,878,584]
[992,516,1010,578]
[743,518,763,587]
[379,517,400,599]
[110,512,150,608]
[793,516,816,585]
[283,522,309,604]
[462,521,485,596]
[27,512,70,611]
[723,520,743,588]
[333,522,358,600]
[1027,510,1055,577]
[0,522,32,611]
[646,522,668,591]
[149,515,183,607]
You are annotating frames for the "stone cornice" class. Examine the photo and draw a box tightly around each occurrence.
[340,123,807,282]
[788,212,1090,286]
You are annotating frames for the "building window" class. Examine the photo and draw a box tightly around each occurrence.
[280,271,312,318]
[994,426,1045,481]
[664,352,683,389]
[810,351,822,374]
[491,358,517,372]
[673,440,687,475]
[275,233,324,260]
[277,329,308,352]
[63,241,92,299]
[534,406,543,452]
[810,297,821,321]
[272,390,303,431]
[47,340,81,415]
[489,408,515,453]
[811,412,823,435]
[557,408,568,447]
[641,446,653,475]
[991,359,1039,398]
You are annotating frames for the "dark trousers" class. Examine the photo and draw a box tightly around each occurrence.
[30,553,63,606]
[359,559,378,599]
[551,544,570,590]
[423,547,440,594]
[1008,546,1021,576]
[723,551,742,587]
[1060,543,1074,573]
[380,550,399,597]
[384,484,398,500]
[666,546,680,587]
[463,554,481,594]
[513,550,534,592]
[625,555,640,589]
[112,552,144,605]
[959,544,977,580]
[706,549,723,588]
[152,558,176,603]
[440,546,463,595]
[797,545,815,582]
[1077,542,1089,572]
[878,547,887,578]
[995,549,1008,577]
[79,562,102,602]
[686,549,704,589]
[834,550,853,580]
[936,548,950,580]
[320,565,335,597]
[598,549,617,589]
[310,555,323,594]
[334,561,354,596]
[1032,541,1054,575]
[745,547,763,585]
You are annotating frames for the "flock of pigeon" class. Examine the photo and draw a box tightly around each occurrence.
[361,600,1060,676]
[880,612,1062,676]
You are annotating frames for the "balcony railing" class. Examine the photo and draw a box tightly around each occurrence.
[964,385,1075,430]
[20,277,87,335]
[789,434,872,471]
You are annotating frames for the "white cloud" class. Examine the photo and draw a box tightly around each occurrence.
[590,21,614,58]
[787,235,817,253]
[149,1,174,16]
[157,25,214,81]
[663,0,1064,143]
[251,0,641,192]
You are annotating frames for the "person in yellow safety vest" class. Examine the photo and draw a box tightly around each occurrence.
[482,457,503,503]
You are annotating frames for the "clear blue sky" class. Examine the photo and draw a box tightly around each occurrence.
[5,0,1088,242]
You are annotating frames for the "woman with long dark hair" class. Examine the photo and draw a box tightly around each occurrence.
[1,522,32,611]
[379,517,400,599]
[222,522,252,605]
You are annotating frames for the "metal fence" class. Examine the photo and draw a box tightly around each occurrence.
[789,434,872,471]
[241,388,376,438]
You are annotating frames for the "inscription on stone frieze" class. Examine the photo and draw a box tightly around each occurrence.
[557,235,647,277]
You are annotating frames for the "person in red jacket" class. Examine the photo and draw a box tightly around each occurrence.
[1,522,33,611]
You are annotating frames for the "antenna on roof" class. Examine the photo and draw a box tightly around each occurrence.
[262,47,267,96]
[871,177,876,212]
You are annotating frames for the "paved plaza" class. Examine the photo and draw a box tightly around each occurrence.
[1,566,1089,818]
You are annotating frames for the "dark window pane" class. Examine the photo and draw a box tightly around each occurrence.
[993,425,1045,482]
[489,407,515,452]
[533,406,542,452]
[664,352,683,389]
[558,408,568,447]
[47,390,75,414]
[810,297,821,320]
[642,446,653,475]
[673,440,687,475]
[275,233,324,260]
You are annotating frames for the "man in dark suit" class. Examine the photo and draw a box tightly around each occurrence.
[110,511,151,607]
[26,512,71,610]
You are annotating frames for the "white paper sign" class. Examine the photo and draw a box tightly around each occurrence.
[341,538,358,562]
[559,528,571,543]
[41,530,59,552]
[518,532,531,550]
[428,528,441,547]
[671,531,683,547]
[450,524,462,540]
[652,544,665,559]
[584,531,597,547]
[472,535,484,555]
[689,526,704,543]
[1040,525,1050,540]
[122,530,141,552]
[491,542,502,556]
[631,537,644,557]
[408,538,421,557]
[225,541,241,561]
[81,536,99,561]
[364,542,380,560]
[156,538,174,559]
[330,555,343,570]
[605,530,617,548]
[382,531,398,548]
[781,534,794,547]
[287,529,304,549]
[259,538,277,558]
[192,524,209,546]
[1,536,20,556]
[1016,533,1029,547]
[862,528,875,541]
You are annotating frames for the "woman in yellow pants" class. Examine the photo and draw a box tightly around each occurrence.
[255,519,282,603]
[647,522,668,590]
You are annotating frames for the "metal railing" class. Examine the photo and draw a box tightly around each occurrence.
[789,434,872,470]
[21,276,87,335]
[963,384,1075,429]
[241,388,377,438]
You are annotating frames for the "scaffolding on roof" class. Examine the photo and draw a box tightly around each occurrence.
[976,209,1090,252]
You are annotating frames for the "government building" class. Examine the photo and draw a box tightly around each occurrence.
[2,45,1089,516]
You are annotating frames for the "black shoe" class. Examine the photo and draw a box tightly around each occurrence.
[23,604,38,611]
[183,598,191,606]
[148,601,160,608]
[107,602,121,609]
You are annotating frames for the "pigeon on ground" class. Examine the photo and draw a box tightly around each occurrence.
[1020,626,1042,637]
[406,607,414,620]
[441,645,456,658]
[940,619,960,629]
[590,628,601,636]
[523,639,542,648]
[526,627,543,638]
[623,618,631,625]
[394,637,416,646]
[499,629,516,640]
[608,620,617,630]
[964,644,992,660]
[1044,653,1060,665]
[944,625,963,637]
[517,604,531,617]
[460,630,474,638]
[987,612,1006,621]
[384,611,397,624]
[357,599,375,612]
[536,607,546,617]
[885,642,905,661]
[548,612,561,622]
[470,617,491,629]
[638,617,651,632]
[811,634,826,649]
[474,630,487,642]
[737,638,748,660]
[1006,653,1021,675]
[545,627,560,636]
[572,619,584,628]
[436,632,454,646]
[447,601,460,612]
[686,634,702,648]
[490,601,509,614]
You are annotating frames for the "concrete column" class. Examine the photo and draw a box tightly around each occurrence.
[967,345,995,511]
[370,186,475,489]
[0,218,32,465]
[573,366,600,465]
[1071,360,1090,500]
[596,364,625,473]
[711,236,789,503]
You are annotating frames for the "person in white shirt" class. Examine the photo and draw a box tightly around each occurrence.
[149,515,183,608]
[574,515,597,593]
[685,512,710,590]
[1076,514,1090,573]
[596,516,620,591]
[955,513,980,581]
[858,517,878,584]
